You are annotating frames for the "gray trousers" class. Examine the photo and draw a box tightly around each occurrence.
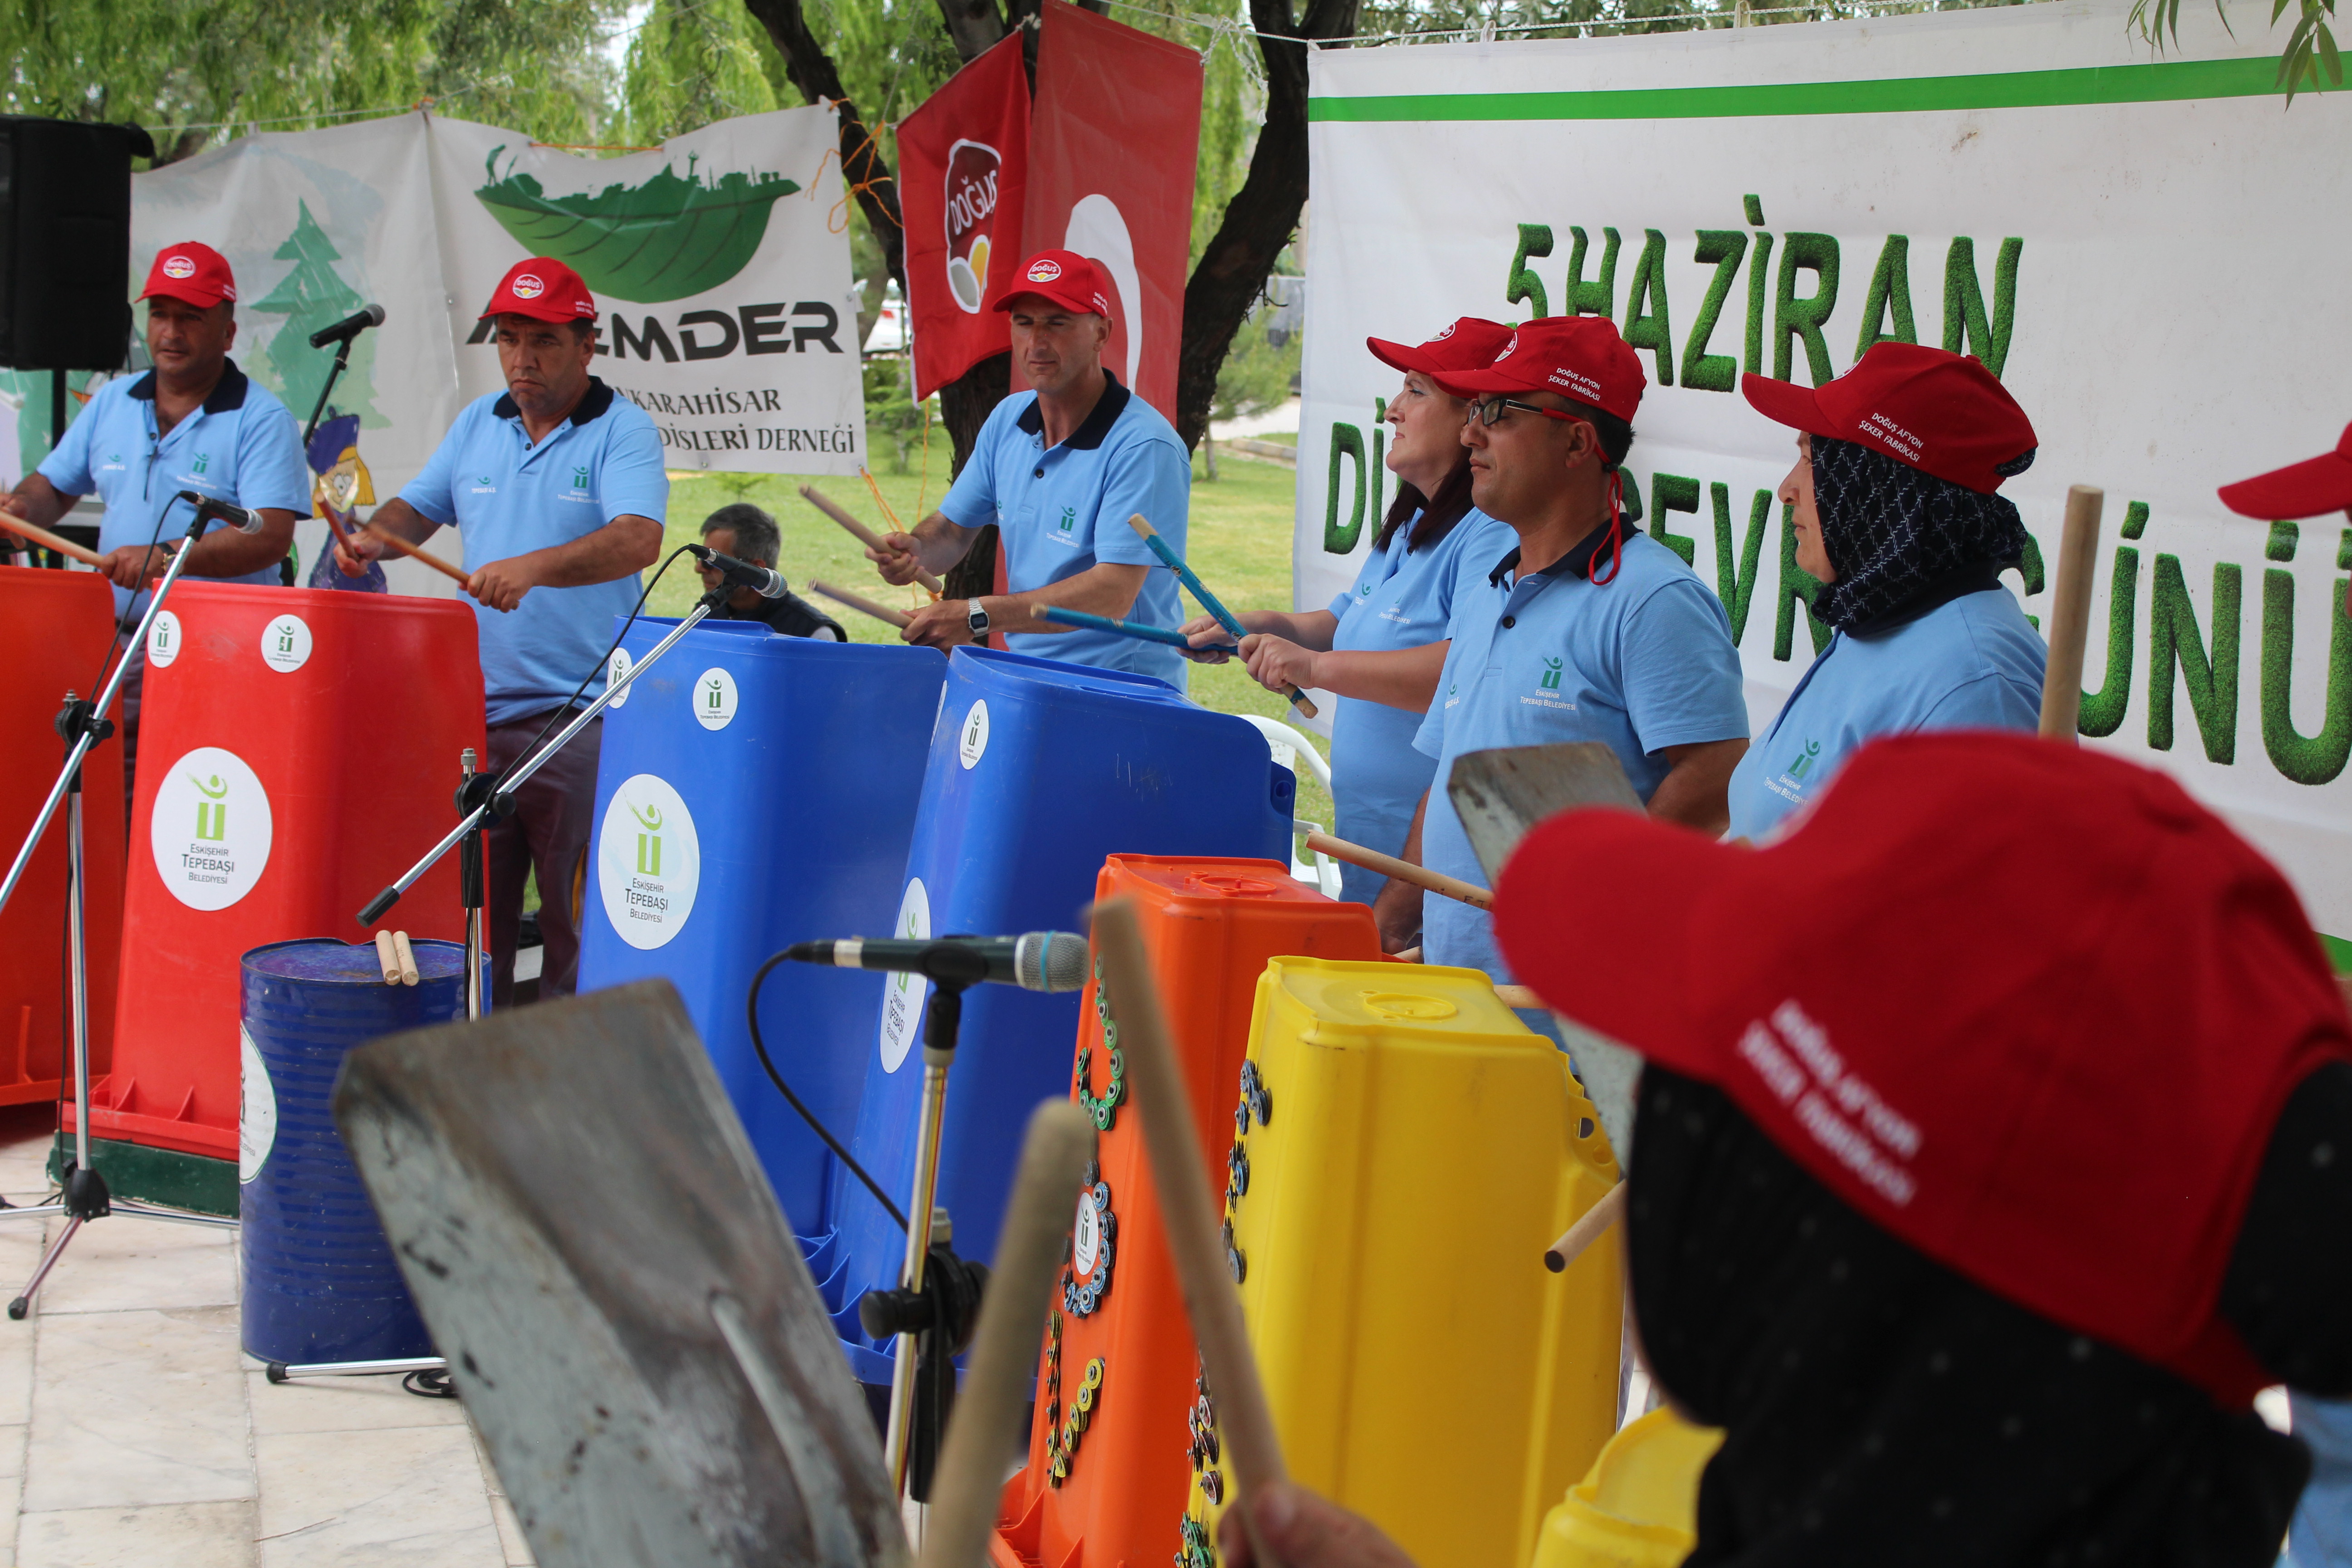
[484,712,602,1009]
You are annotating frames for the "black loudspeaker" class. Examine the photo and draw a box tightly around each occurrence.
[0,117,156,372]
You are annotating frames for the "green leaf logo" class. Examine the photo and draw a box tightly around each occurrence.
[474,147,801,304]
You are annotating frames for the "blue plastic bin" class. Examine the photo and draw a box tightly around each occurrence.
[577,617,947,1238]
[821,646,1294,1380]
[239,937,461,1363]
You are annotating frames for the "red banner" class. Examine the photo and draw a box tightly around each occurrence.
[897,33,1030,399]
[1025,0,1202,423]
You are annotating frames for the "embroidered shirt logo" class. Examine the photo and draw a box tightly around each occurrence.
[1539,657,1563,692]
[1058,505,1076,534]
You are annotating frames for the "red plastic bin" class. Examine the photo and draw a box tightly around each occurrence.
[91,584,483,1174]
[0,568,126,1106]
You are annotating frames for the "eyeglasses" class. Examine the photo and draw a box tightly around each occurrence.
[1469,395,1584,428]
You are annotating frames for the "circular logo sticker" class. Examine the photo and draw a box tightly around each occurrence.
[605,647,634,709]
[511,271,545,300]
[162,254,196,279]
[596,774,700,950]
[239,1024,277,1184]
[878,877,932,1074]
[147,611,182,669]
[1027,257,1064,283]
[692,667,739,731]
[151,747,273,911]
[259,613,312,674]
[957,700,990,770]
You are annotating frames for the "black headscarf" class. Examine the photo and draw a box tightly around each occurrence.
[1809,436,2034,634]
[1627,1061,2352,1568]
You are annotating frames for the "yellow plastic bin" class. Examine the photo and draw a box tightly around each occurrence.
[1531,1408,1725,1568]
[1182,958,1624,1568]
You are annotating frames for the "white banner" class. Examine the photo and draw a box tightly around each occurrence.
[132,107,863,591]
[1300,0,2352,936]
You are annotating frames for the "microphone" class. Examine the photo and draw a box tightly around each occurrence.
[177,491,264,535]
[309,304,386,349]
[687,542,786,600]
[783,932,1089,993]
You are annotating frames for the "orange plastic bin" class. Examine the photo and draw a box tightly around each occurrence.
[89,583,483,1211]
[991,856,1384,1568]
[0,568,126,1107]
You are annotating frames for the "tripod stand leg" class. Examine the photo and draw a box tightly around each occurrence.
[10,1216,83,1320]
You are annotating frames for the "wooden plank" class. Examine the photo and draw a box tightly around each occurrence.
[332,979,906,1568]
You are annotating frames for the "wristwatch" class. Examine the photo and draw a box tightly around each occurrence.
[966,599,990,638]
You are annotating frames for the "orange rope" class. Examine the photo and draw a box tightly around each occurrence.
[914,395,935,520]
[810,102,902,235]
[859,465,906,533]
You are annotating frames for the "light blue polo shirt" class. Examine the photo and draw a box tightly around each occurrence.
[1323,505,1515,904]
[1414,526,1749,997]
[938,374,1191,688]
[1726,587,2044,841]
[401,378,667,725]
[39,359,311,618]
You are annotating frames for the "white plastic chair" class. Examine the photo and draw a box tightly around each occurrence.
[1237,713,1343,897]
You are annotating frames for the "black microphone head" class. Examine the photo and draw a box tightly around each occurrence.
[1016,931,1090,993]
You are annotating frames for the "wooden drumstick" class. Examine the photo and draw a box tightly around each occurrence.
[1543,1182,1626,1274]
[806,578,911,630]
[2037,485,2104,743]
[1091,897,1289,1568]
[363,519,470,586]
[0,512,106,568]
[799,484,945,596]
[373,930,401,985]
[391,931,420,987]
[1493,984,1539,1009]
[919,1099,1095,1568]
[1305,830,1492,911]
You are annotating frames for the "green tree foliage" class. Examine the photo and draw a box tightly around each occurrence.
[0,0,625,165]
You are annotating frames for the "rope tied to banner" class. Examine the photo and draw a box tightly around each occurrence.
[812,102,902,235]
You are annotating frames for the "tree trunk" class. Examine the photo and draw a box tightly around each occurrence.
[741,0,908,296]
[1173,0,1360,453]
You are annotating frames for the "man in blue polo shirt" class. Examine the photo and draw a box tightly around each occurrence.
[337,256,666,1006]
[1399,316,1749,1011]
[1,241,311,812]
[867,249,1191,687]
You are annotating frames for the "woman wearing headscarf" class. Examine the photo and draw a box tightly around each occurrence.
[1725,342,2045,841]
[1186,318,1514,930]
[1218,734,2352,1568]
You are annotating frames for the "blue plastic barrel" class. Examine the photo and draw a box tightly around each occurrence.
[239,936,461,1363]
[823,646,1294,1380]
[577,617,947,1242]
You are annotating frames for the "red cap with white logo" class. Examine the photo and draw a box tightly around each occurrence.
[1742,341,2036,495]
[1431,315,1647,423]
[1366,317,1514,380]
[992,249,1115,323]
[480,257,598,324]
[140,243,237,309]
[1492,730,2352,1404]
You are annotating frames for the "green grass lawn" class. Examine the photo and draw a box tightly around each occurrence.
[648,444,1336,842]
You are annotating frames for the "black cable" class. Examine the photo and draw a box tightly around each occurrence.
[487,543,700,797]
[746,950,908,1232]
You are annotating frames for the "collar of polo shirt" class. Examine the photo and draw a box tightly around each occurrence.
[1488,519,1647,586]
[1016,372,1131,451]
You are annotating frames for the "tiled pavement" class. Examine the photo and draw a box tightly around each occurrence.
[0,1106,531,1567]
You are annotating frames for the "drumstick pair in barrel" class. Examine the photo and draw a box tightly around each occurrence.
[919,899,1292,1568]
[371,930,420,986]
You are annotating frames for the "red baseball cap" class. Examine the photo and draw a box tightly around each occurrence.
[480,258,598,323]
[1367,317,1514,380]
[140,243,236,308]
[993,249,1114,323]
[2219,422,2352,520]
[1742,341,2035,495]
[1493,731,2352,1403]
[1431,315,1646,423]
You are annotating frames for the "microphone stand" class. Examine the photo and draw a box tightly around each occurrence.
[0,502,246,1318]
[303,333,357,446]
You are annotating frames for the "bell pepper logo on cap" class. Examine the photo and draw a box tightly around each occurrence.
[1027,257,1064,283]
[162,255,196,279]
[511,272,546,300]
[944,139,1004,314]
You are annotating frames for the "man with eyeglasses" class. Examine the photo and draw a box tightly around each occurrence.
[1388,315,1748,1026]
